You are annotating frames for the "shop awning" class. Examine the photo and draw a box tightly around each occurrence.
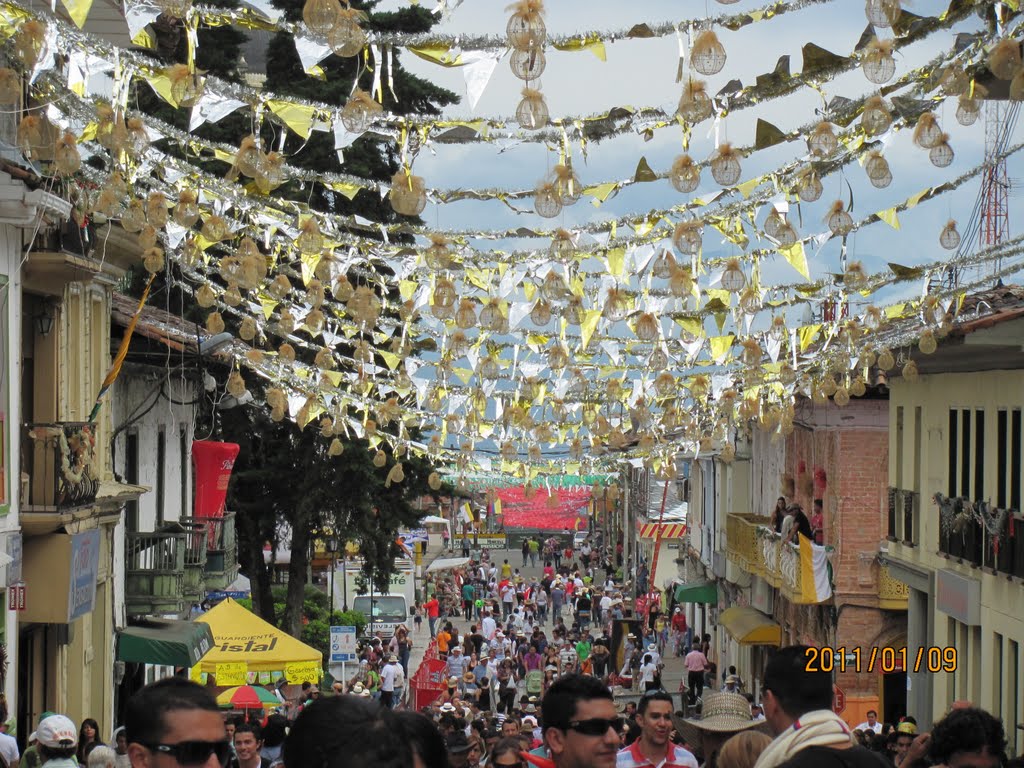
[718,607,781,646]
[674,580,718,604]
[117,619,215,668]
[427,557,471,573]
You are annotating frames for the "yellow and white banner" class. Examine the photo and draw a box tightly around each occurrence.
[799,533,833,603]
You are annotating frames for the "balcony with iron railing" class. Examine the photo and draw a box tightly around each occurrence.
[938,500,1024,580]
[886,487,919,547]
[726,513,830,604]
[21,422,99,512]
[180,512,239,591]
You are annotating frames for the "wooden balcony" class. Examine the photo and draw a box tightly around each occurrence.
[125,531,188,618]
[726,513,827,605]
[21,422,99,512]
[878,563,910,610]
[181,512,239,592]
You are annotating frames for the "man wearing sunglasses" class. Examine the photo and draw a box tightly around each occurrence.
[617,693,697,768]
[541,674,621,768]
[125,678,230,768]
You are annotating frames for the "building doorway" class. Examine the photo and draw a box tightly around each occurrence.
[882,671,907,725]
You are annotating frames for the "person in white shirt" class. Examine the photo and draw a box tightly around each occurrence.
[854,709,883,734]
[639,653,659,692]
[0,721,19,768]
[599,593,612,622]
[379,655,398,708]
[482,610,497,641]
[392,659,406,707]
[645,643,662,667]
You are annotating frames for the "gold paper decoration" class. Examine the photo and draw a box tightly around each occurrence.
[672,221,703,255]
[862,38,895,84]
[328,6,368,56]
[340,89,383,133]
[912,112,942,148]
[534,181,563,218]
[421,234,451,270]
[13,20,46,69]
[826,200,853,236]
[988,38,1022,80]
[651,250,676,280]
[121,200,146,232]
[0,69,19,104]
[196,284,216,308]
[303,0,340,36]
[864,150,892,188]
[349,286,381,325]
[861,95,892,135]
[530,299,552,326]
[510,48,546,80]
[865,0,900,28]
[314,347,335,369]
[428,471,442,490]
[603,287,629,321]
[166,64,204,107]
[833,385,850,407]
[669,154,700,193]
[328,438,344,456]
[677,79,713,122]
[390,171,427,216]
[507,0,546,51]
[517,87,548,130]
[691,29,726,76]
[776,221,798,246]
[721,258,746,292]
[634,312,659,341]
[795,168,822,202]
[709,143,741,186]
[296,219,323,254]
[201,215,230,242]
[174,190,200,228]
[455,298,477,329]
[143,248,164,274]
[552,164,581,206]
[929,134,954,167]
[305,309,325,333]
[939,220,960,250]
[807,121,837,157]
[372,450,387,468]
[385,463,405,487]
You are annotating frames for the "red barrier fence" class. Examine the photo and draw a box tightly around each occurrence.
[408,640,446,710]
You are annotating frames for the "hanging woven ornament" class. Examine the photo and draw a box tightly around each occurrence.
[432,278,457,316]
[912,112,942,149]
[865,0,900,28]
[651,250,676,280]
[634,313,659,341]
[16,115,44,158]
[672,221,703,255]
[530,299,552,326]
[955,89,983,126]
[0,68,19,104]
[341,89,383,133]
[807,121,838,157]
[826,200,854,237]
[516,87,548,130]
[146,192,168,228]
[390,171,427,216]
[691,29,726,76]
[649,347,669,371]
[13,20,46,69]
[226,370,246,398]
[861,95,892,135]
[510,47,546,80]
[255,152,285,193]
[276,307,296,336]
[902,359,919,382]
[234,135,263,178]
[125,117,148,156]
[422,234,451,270]
[938,65,969,96]
[777,221,799,247]
[764,208,785,238]
[844,261,868,290]
[919,330,938,355]
[709,143,741,186]
[173,190,200,227]
[120,199,146,233]
[564,296,584,324]
[1011,70,1024,101]
[677,79,713,123]
[296,218,323,254]
[989,38,1022,80]
[139,225,159,251]
[507,0,546,50]
[143,247,164,274]
[206,311,225,335]
[795,167,823,202]
[603,288,629,321]
[52,132,80,176]
[328,5,367,56]
[552,164,581,205]
[549,229,575,259]
[862,38,895,84]
[548,344,569,370]
[669,154,700,193]
[534,180,563,218]
[541,270,569,301]
[201,215,230,242]
[721,258,746,293]
[167,64,204,107]
[454,299,477,330]
[929,134,954,167]
[939,220,960,250]
[448,330,469,358]
[303,0,341,36]
[864,150,892,188]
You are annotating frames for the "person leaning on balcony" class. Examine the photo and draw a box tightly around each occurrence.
[810,500,824,546]
[785,506,812,544]
[769,498,787,534]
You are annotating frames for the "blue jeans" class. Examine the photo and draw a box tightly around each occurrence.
[429,617,437,638]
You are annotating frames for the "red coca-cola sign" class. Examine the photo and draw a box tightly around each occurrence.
[192,441,240,518]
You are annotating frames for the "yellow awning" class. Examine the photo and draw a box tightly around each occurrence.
[196,598,322,673]
[719,606,781,646]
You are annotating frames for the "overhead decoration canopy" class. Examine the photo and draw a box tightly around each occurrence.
[2,0,1023,487]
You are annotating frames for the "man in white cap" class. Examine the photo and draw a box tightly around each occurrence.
[380,654,398,709]
[35,716,78,768]
[646,643,662,667]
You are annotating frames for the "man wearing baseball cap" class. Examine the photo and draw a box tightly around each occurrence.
[35,716,78,768]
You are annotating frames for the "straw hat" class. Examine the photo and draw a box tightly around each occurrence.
[463,671,476,683]
[675,692,770,747]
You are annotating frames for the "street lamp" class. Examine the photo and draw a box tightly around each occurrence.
[326,536,338,624]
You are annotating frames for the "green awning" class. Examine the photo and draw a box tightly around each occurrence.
[674,580,718,604]
[117,619,215,668]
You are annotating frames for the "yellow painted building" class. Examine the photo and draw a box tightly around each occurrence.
[881,295,1024,752]
[17,223,142,739]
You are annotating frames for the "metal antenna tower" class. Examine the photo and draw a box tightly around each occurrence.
[980,100,1011,278]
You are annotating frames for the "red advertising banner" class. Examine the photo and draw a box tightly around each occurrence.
[192,441,240,519]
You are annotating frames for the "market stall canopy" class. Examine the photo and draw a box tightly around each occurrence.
[718,607,781,646]
[673,580,718,605]
[427,557,471,573]
[117,618,215,668]
[421,515,449,525]
[196,598,322,676]
[208,573,252,602]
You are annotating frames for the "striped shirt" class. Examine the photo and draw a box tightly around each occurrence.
[616,741,698,768]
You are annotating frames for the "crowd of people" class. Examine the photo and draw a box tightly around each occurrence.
[24,642,1018,768]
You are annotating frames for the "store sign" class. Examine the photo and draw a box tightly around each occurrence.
[936,569,981,626]
[7,583,25,611]
[68,529,101,622]
[832,684,845,714]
